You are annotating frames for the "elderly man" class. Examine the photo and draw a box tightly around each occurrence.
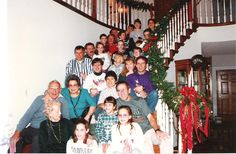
[65,45,93,86]
[9,80,69,153]
[115,81,173,154]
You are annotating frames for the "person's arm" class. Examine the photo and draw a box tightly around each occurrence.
[66,139,74,154]
[65,60,73,76]
[60,97,70,119]
[147,113,169,139]
[9,130,20,153]
[84,89,96,121]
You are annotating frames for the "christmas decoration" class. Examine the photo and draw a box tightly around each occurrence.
[117,0,153,11]
[179,86,210,152]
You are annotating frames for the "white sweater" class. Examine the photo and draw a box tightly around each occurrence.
[66,139,98,154]
[83,72,106,92]
[107,122,146,154]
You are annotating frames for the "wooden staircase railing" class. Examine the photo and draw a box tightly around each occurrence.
[54,0,153,30]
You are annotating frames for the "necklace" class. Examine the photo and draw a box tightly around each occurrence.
[47,120,61,143]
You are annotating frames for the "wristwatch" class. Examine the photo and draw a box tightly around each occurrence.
[155,128,161,132]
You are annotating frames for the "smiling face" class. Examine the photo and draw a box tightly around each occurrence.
[92,61,103,73]
[48,103,61,122]
[48,81,61,100]
[118,108,132,125]
[106,76,116,88]
[68,80,80,95]
[74,49,85,61]
[96,43,104,54]
[116,83,131,101]
[136,58,147,74]
[74,123,89,141]
[104,102,116,115]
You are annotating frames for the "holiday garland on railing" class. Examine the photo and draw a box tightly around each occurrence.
[116,0,153,11]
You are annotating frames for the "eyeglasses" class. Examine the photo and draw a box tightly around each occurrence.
[68,84,79,87]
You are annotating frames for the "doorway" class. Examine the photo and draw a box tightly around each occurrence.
[217,69,236,122]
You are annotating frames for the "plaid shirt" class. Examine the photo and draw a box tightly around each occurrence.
[95,111,118,144]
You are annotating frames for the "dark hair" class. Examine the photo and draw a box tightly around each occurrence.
[134,19,141,25]
[92,58,104,66]
[117,105,134,135]
[65,74,81,88]
[148,18,155,24]
[118,30,126,36]
[143,29,151,34]
[104,96,117,109]
[133,47,142,53]
[127,24,135,29]
[136,56,148,64]
[116,80,130,90]
[73,118,89,144]
[135,40,143,45]
[74,45,85,54]
[84,42,94,49]
[95,42,105,54]
[99,33,107,39]
[105,70,117,81]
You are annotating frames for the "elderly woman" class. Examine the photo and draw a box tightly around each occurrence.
[39,98,74,153]
[61,74,96,123]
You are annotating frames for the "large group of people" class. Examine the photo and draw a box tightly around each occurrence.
[9,18,173,154]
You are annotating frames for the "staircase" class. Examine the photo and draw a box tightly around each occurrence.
[52,0,236,153]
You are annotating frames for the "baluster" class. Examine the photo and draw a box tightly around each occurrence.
[210,0,214,23]
[96,0,100,21]
[229,0,232,22]
[182,5,186,35]
[111,0,114,26]
[171,17,175,50]
[217,0,220,23]
[175,12,179,42]
[123,4,126,29]
[165,104,169,133]
[115,0,118,27]
[223,0,226,22]
[119,2,122,29]
[178,119,182,154]
[205,0,209,23]
[170,110,174,146]
[104,0,107,24]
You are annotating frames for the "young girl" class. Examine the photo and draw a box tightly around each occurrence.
[119,57,136,81]
[66,118,98,154]
[93,42,111,71]
[39,100,74,153]
[95,96,118,153]
[107,105,145,154]
[130,19,144,42]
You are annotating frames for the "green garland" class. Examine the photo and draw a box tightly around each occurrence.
[143,0,191,113]
[116,0,153,11]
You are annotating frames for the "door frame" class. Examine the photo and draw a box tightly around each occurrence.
[212,66,236,117]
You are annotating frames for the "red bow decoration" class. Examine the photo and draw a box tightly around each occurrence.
[179,86,210,153]
[143,35,158,52]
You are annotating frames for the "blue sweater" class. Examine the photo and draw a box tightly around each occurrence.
[16,95,69,132]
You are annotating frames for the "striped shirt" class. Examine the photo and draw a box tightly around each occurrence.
[65,58,93,86]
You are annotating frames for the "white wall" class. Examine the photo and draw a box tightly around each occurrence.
[166,24,236,83]
[8,0,110,134]
[166,24,236,117]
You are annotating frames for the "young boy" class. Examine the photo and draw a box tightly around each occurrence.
[108,53,124,78]
[95,96,118,153]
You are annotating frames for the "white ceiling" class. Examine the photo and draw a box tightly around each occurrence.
[202,40,236,57]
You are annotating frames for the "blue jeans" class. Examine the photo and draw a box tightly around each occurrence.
[130,89,158,113]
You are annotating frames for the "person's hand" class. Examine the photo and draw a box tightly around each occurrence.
[9,131,20,153]
[80,72,86,80]
[134,85,144,93]
[156,130,169,140]
[90,88,99,97]
[122,139,132,154]
[102,143,109,153]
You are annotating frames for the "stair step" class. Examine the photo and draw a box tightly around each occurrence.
[175,42,184,50]
[180,35,187,42]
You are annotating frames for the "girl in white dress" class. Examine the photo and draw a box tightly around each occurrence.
[107,105,146,154]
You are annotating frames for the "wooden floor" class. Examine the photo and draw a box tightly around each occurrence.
[193,121,236,153]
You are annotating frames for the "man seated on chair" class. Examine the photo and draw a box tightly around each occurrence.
[9,80,69,153]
